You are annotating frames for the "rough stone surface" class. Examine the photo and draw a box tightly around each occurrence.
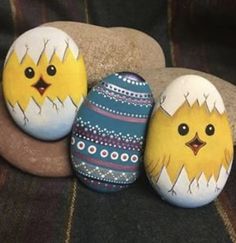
[139,67,236,144]
[43,21,165,87]
[0,85,72,177]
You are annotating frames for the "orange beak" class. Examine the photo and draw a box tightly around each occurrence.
[185,133,206,156]
[32,77,51,96]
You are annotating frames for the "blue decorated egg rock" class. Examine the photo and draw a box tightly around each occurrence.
[70,72,154,192]
[2,26,87,141]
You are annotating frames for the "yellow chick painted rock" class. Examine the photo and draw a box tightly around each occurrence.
[144,75,234,208]
[2,26,87,141]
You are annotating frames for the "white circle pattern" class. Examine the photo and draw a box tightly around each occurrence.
[75,139,140,164]
[71,137,75,145]
[121,153,129,162]
[111,152,119,160]
[88,145,97,154]
[100,149,109,158]
[77,141,85,150]
[131,155,139,163]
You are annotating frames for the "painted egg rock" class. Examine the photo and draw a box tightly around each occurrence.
[144,75,234,208]
[71,72,154,192]
[2,26,87,141]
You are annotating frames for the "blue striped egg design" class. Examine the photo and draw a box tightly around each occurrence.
[70,72,154,192]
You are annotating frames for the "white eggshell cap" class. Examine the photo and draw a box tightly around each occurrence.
[156,75,225,116]
[4,26,79,65]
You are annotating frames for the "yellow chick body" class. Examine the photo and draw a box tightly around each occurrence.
[144,75,234,208]
[3,26,87,140]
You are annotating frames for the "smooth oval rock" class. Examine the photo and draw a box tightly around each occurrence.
[3,26,87,141]
[71,72,154,192]
[43,21,165,87]
[144,74,234,208]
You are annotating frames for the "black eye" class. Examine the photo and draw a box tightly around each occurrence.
[178,123,189,136]
[205,124,215,136]
[24,67,35,79]
[47,65,56,76]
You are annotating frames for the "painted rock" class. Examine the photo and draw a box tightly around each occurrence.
[71,72,154,192]
[2,26,87,141]
[144,75,234,208]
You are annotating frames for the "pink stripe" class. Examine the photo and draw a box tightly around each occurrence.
[75,152,138,172]
[85,101,147,123]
